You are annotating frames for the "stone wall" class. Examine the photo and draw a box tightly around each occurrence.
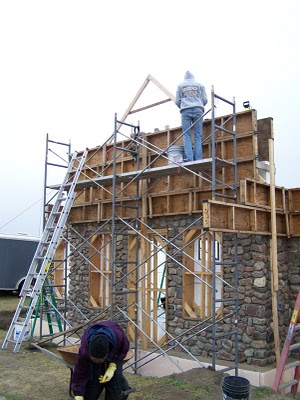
[67,218,300,366]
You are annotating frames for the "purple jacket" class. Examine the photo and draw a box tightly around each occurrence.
[71,321,130,396]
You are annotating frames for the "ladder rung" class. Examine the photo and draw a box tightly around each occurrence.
[6,338,18,344]
[215,297,237,303]
[44,309,64,315]
[21,288,33,293]
[115,204,138,209]
[284,360,300,370]
[290,343,300,351]
[295,324,300,331]
[20,305,30,310]
[114,260,137,265]
[215,330,237,339]
[214,192,236,201]
[218,365,238,373]
[113,290,138,295]
[215,261,236,266]
[279,379,299,391]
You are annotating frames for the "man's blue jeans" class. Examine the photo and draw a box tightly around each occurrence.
[181,107,204,161]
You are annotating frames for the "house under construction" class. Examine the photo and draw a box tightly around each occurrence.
[3,76,300,384]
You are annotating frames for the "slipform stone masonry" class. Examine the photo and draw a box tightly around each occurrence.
[67,216,300,367]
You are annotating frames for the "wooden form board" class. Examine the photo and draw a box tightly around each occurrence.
[73,109,258,182]
[202,200,288,235]
[66,110,296,229]
[288,188,300,237]
[257,117,273,161]
[240,179,288,211]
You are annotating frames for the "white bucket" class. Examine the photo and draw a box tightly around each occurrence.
[167,145,184,165]
[14,323,31,342]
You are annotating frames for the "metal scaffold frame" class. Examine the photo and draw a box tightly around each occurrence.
[93,86,239,374]
[38,134,72,338]
[4,81,240,377]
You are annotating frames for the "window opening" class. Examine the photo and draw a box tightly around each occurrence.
[183,230,222,318]
[89,234,111,308]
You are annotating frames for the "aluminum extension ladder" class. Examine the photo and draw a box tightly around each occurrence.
[1,149,88,352]
[273,290,300,394]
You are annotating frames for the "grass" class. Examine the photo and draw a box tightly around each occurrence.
[251,386,300,399]
[1,293,300,400]
[162,374,213,399]
[0,395,23,400]
[0,291,20,311]
[163,375,192,389]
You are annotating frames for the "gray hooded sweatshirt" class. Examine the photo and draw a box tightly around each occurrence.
[175,71,207,112]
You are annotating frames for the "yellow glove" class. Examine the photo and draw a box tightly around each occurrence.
[74,396,84,400]
[99,362,117,383]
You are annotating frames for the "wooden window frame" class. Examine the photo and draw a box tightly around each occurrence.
[89,234,112,308]
[183,230,223,319]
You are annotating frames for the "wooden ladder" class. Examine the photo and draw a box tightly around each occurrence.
[273,290,300,394]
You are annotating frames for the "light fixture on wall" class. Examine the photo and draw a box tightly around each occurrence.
[243,101,251,109]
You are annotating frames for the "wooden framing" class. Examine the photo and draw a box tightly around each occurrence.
[61,82,300,362]
[107,74,175,145]
[89,234,112,308]
[64,107,300,236]
[202,200,288,235]
[52,240,67,299]
[127,230,168,348]
[239,179,288,211]
[183,230,222,319]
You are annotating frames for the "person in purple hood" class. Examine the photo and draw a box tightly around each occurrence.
[71,321,131,400]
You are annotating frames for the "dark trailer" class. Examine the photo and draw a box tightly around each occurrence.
[0,233,39,292]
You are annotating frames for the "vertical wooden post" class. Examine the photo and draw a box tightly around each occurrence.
[269,138,280,364]
[140,135,150,349]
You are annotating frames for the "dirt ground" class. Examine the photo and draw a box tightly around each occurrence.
[0,293,298,400]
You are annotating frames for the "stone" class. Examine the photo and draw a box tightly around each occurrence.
[253,331,267,340]
[252,317,267,325]
[290,275,300,284]
[242,333,252,344]
[245,304,266,318]
[221,339,233,352]
[244,348,254,357]
[253,358,268,367]
[253,261,265,270]
[252,340,267,349]
[217,350,235,361]
[190,346,202,355]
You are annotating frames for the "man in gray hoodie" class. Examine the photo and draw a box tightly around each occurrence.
[175,71,207,161]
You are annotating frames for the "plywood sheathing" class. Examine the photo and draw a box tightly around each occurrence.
[66,109,300,236]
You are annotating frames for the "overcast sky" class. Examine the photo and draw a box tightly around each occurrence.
[0,0,299,237]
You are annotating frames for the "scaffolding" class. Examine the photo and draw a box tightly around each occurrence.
[6,82,241,376]
[56,85,238,374]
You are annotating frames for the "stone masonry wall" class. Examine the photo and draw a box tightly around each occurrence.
[67,218,300,366]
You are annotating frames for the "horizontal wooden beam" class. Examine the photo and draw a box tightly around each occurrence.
[239,179,288,211]
[202,200,288,236]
